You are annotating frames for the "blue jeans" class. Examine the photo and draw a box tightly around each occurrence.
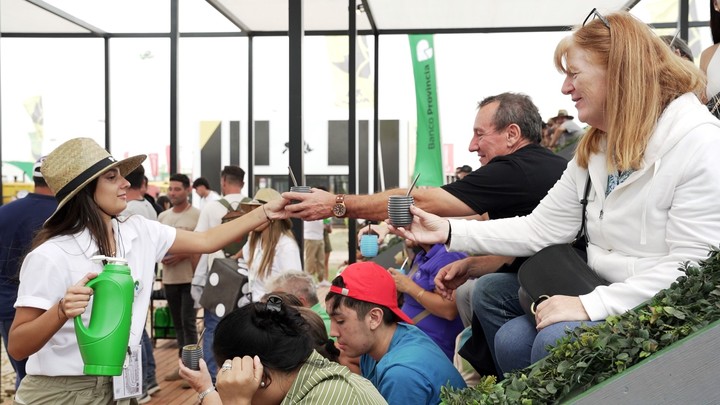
[141,329,157,391]
[494,316,602,374]
[472,272,524,374]
[203,310,221,382]
[1,318,26,389]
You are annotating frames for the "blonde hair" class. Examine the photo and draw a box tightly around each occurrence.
[554,11,706,171]
[246,219,295,280]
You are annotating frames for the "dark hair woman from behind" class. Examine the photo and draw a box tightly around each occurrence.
[179,296,387,405]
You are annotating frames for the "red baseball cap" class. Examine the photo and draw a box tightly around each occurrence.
[329,261,413,324]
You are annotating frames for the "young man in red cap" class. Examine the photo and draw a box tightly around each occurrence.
[325,261,466,404]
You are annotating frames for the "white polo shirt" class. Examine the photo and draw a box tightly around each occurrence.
[16,215,175,376]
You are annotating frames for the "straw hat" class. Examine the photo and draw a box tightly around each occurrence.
[551,109,574,121]
[41,137,146,221]
[244,188,282,206]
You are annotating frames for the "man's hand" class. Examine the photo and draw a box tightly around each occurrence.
[434,256,514,299]
[434,259,473,299]
[283,188,335,220]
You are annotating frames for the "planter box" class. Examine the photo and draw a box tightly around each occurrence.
[565,319,720,403]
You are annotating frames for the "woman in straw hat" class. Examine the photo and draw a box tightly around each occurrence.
[8,138,289,404]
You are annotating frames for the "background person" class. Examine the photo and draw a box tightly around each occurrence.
[192,177,220,210]
[0,156,56,391]
[158,173,201,383]
[240,188,302,307]
[178,297,387,405]
[388,242,466,360]
[547,109,584,149]
[392,10,720,375]
[454,165,472,180]
[660,34,694,62]
[191,165,248,382]
[156,195,172,211]
[303,215,326,285]
[120,165,159,401]
[268,270,331,334]
[9,138,289,404]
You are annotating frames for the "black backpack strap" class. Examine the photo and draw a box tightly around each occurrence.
[574,174,592,244]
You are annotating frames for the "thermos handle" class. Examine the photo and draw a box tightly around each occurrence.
[74,277,123,339]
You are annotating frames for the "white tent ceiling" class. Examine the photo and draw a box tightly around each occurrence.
[1,0,639,35]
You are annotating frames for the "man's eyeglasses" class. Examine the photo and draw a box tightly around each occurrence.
[583,8,610,29]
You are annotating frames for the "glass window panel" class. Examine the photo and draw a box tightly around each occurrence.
[1,37,105,181]
[109,38,169,180]
[179,37,248,181]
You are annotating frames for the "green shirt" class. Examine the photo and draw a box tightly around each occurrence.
[281,351,387,405]
[311,302,332,338]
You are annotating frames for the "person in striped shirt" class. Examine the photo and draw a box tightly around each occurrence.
[179,295,386,405]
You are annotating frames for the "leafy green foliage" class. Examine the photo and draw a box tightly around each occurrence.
[441,248,720,404]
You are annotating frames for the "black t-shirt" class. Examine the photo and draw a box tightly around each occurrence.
[442,143,568,220]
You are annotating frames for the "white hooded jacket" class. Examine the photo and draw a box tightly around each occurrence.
[449,93,720,320]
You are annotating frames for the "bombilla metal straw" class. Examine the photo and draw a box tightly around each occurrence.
[288,166,299,187]
[399,257,409,273]
[406,173,421,196]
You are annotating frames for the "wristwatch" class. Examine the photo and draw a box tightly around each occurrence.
[332,194,347,218]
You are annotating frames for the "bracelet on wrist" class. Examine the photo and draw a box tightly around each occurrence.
[57,298,67,320]
[198,385,216,403]
[261,204,273,223]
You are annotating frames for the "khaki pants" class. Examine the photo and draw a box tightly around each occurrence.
[304,239,325,280]
[14,375,138,405]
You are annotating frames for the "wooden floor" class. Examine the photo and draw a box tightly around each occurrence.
[144,338,197,404]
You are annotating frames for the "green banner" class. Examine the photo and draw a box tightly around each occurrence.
[408,34,443,187]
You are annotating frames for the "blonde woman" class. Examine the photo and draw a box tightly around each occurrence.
[241,188,302,306]
[393,10,720,375]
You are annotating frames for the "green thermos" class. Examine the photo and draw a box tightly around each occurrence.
[74,256,135,376]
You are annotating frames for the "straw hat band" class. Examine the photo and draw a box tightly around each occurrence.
[55,156,117,203]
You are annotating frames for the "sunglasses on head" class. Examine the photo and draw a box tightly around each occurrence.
[583,8,610,29]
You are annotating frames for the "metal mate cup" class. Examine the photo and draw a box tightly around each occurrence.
[289,185,312,204]
[182,344,203,371]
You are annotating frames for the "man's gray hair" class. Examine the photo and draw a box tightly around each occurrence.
[267,271,318,306]
[478,92,542,144]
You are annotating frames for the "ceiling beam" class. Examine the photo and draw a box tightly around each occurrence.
[25,0,106,35]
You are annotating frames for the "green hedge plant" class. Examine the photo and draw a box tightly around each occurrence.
[441,247,720,404]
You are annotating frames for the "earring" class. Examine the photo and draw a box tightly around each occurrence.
[260,381,266,388]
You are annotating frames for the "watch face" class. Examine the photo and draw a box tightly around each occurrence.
[333,204,346,217]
